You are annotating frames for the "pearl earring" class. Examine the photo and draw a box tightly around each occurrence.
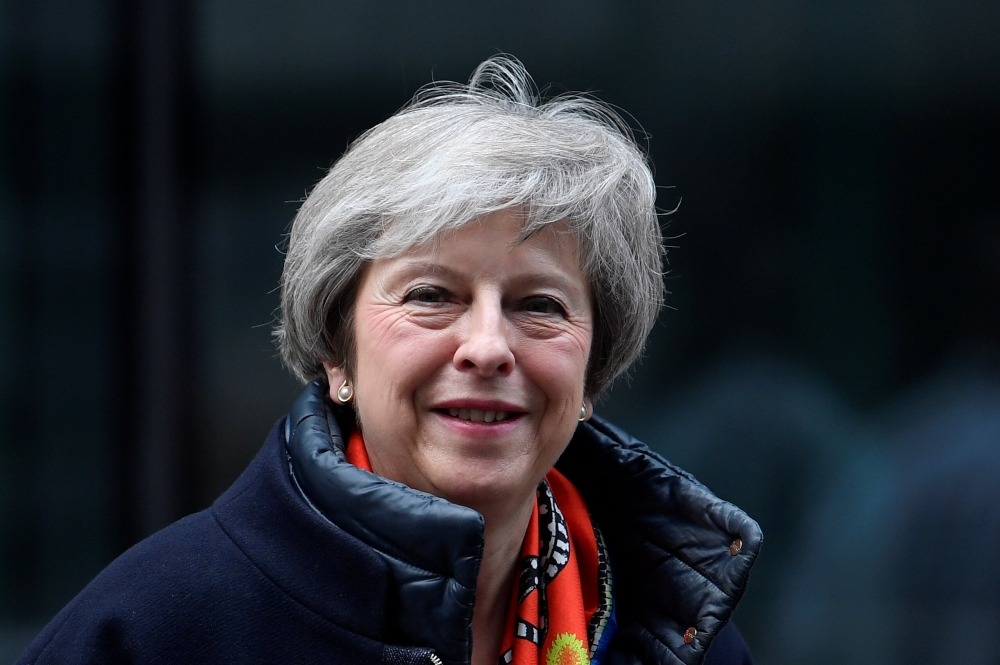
[579,403,588,421]
[337,380,354,404]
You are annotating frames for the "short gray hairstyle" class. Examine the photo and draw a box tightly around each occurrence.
[276,55,663,399]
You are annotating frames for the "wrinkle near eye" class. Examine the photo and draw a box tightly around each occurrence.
[510,312,589,343]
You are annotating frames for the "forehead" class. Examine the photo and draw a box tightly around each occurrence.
[383,211,585,282]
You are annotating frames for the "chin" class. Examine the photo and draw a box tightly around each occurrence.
[427,466,534,513]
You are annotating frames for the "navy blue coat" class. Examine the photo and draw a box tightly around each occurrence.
[18,382,761,665]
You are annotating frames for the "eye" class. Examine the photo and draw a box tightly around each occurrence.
[521,296,567,316]
[404,286,450,304]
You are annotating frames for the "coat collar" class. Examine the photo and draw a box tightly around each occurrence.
[284,380,761,665]
[557,415,762,664]
[284,381,483,665]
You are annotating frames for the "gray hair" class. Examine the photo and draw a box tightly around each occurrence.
[276,55,663,399]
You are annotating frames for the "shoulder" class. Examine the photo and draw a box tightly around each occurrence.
[16,509,245,663]
[18,421,389,665]
[705,622,754,665]
[18,498,384,665]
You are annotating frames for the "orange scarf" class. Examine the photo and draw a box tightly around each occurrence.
[345,430,613,665]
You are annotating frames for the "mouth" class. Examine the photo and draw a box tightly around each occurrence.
[431,400,526,425]
[440,408,515,423]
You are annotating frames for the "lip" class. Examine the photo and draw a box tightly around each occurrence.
[429,398,527,435]
[431,409,523,435]
[431,398,526,413]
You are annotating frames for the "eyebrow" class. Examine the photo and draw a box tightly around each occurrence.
[387,260,587,294]
[388,261,463,280]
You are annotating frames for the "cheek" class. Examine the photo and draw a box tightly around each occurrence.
[355,306,452,394]
[357,307,422,368]
[356,304,408,351]
[535,334,591,446]
[526,336,590,405]
[549,326,592,378]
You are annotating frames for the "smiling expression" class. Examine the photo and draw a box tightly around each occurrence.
[324,210,593,515]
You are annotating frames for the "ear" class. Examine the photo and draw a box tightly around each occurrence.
[583,398,593,421]
[322,362,349,404]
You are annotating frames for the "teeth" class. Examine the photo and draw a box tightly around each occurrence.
[445,408,513,422]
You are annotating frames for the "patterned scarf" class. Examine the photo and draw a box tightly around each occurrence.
[345,430,614,665]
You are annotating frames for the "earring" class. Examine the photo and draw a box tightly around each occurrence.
[337,380,354,404]
[579,403,588,421]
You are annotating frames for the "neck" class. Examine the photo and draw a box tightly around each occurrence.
[470,493,535,665]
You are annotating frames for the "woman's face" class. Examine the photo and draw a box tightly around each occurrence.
[326,210,592,514]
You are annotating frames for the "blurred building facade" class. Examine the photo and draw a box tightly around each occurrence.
[2,1,999,662]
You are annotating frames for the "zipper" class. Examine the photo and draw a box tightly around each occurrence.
[427,654,443,665]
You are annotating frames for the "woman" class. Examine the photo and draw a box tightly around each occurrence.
[19,57,760,665]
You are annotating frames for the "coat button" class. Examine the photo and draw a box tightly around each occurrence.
[684,627,697,644]
[729,538,742,556]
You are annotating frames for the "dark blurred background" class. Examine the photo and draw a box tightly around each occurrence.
[2,1,1000,662]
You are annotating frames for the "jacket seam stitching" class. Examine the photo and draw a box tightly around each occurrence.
[642,537,738,602]
[588,418,705,488]
[375,549,472,592]
[581,422,740,602]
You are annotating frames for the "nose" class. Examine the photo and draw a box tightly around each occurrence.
[453,296,515,377]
